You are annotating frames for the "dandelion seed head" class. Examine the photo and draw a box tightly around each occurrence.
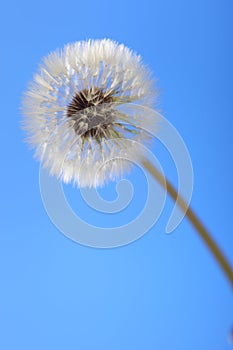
[22,39,158,187]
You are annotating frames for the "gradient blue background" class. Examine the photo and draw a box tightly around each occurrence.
[1,0,233,349]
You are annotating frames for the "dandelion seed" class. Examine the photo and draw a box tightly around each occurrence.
[22,39,158,187]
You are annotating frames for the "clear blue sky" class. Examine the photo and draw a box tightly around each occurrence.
[1,0,233,349]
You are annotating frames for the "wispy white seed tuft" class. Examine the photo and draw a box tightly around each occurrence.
[22,39,158,187]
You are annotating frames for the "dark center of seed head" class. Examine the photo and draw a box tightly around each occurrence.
[66,87,115,138]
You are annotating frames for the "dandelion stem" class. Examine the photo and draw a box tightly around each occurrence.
[142,159,233,288]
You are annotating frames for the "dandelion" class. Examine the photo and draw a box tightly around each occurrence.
[22,39,157,187]
[22,39,233,288]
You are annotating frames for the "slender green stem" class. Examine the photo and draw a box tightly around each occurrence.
[142,159,233,288]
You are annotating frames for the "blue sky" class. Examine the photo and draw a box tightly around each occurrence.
[1,0,233,349]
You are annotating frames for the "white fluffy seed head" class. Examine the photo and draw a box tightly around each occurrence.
[22,39,158,188]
